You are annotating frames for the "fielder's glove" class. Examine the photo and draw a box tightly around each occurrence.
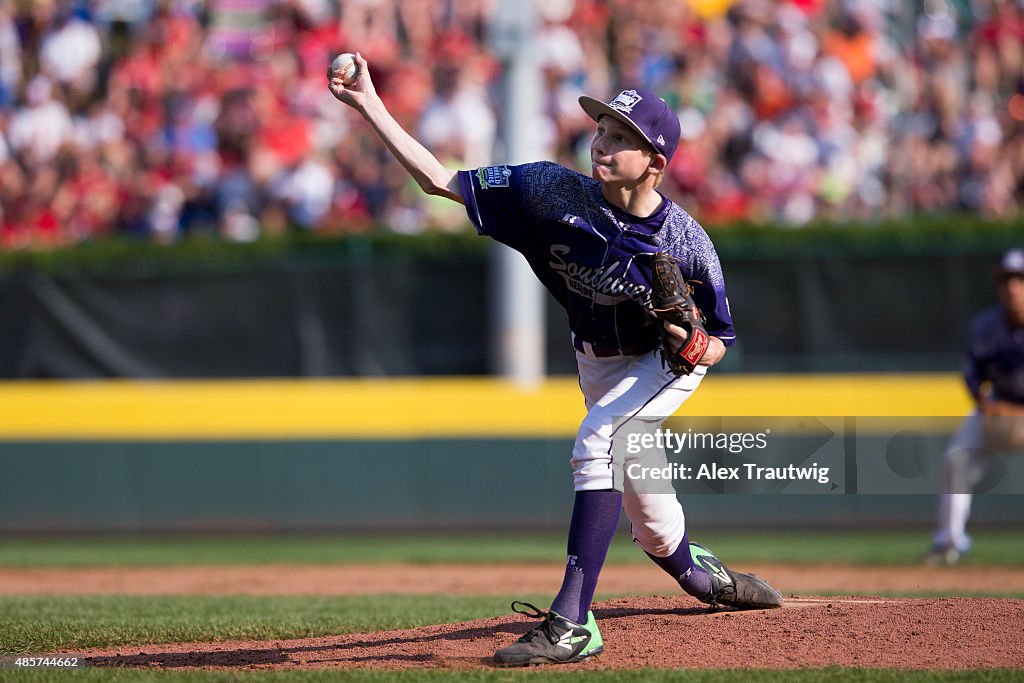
[650,251,710,376]
[980,398,1024,451]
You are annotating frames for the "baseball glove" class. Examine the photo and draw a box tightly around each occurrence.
[650,251,709,376]
[981,399,1024,451]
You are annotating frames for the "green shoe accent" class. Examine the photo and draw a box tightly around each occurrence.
[578,610,603,657]
[689,540,714,564]
[689,542,784,609]
[689,541,731,586]
[493,601,605,666]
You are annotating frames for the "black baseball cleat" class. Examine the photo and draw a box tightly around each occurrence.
[690,542,784,610]
[493,601,603,667]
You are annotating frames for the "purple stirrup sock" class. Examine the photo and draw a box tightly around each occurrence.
[644,530,712,598]
[549,490,622,624]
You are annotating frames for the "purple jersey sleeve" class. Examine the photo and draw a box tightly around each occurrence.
[964,313,987,400]
[964,306,1024,404]
[457,163,546,252]
[688,231,734,346]
[658,207,736,346]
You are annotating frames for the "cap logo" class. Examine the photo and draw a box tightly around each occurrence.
[609,89,643,114]
[657,134,665,146]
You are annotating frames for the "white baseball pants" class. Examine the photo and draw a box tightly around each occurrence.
[932,411,999,553]
[572,343,706,558]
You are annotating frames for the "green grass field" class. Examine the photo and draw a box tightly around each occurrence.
[0,594,552,654]
[1,531,1021,681]
[2,530,1023,567]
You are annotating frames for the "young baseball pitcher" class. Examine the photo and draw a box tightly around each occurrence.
[329,53,782,667]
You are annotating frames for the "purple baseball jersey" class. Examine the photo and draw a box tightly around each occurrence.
[964,306,1024,404]
[458,161,735,351]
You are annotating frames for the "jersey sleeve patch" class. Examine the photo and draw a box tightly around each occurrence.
[477,165,512,189]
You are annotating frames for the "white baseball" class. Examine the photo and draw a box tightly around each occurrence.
[328,53,358,87]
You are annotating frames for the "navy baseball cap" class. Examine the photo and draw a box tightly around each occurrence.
[579,88,681,163]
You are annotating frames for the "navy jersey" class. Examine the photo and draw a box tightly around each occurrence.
[964,306,1024,404]
[458,161,735,351]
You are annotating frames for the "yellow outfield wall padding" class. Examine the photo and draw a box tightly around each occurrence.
[0,374,972,440]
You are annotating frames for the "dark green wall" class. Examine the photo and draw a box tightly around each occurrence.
[2,439,1021,533]
[0,228,1020,377]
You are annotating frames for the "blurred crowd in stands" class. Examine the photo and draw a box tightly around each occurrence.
[0,0,1022,248]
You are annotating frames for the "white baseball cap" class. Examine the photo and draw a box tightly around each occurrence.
[998,249,1024,276]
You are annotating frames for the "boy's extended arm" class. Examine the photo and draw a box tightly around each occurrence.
[329,52,464,204]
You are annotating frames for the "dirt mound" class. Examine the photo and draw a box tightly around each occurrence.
[76,596,1023,671]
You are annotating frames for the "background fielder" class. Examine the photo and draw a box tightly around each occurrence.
[928,248,1024,565]
[329,52,781,668]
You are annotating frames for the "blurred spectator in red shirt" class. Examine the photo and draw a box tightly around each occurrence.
[2,0,1024,248]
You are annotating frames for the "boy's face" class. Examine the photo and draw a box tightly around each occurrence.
[999,273,1024,326]
[589,115,661,186]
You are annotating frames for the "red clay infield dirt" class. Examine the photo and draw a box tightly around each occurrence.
[69,596,1023,671]
[7,562,1024,596]
[12,564,1021,671]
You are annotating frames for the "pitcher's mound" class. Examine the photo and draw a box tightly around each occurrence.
[79,595,1023,670]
